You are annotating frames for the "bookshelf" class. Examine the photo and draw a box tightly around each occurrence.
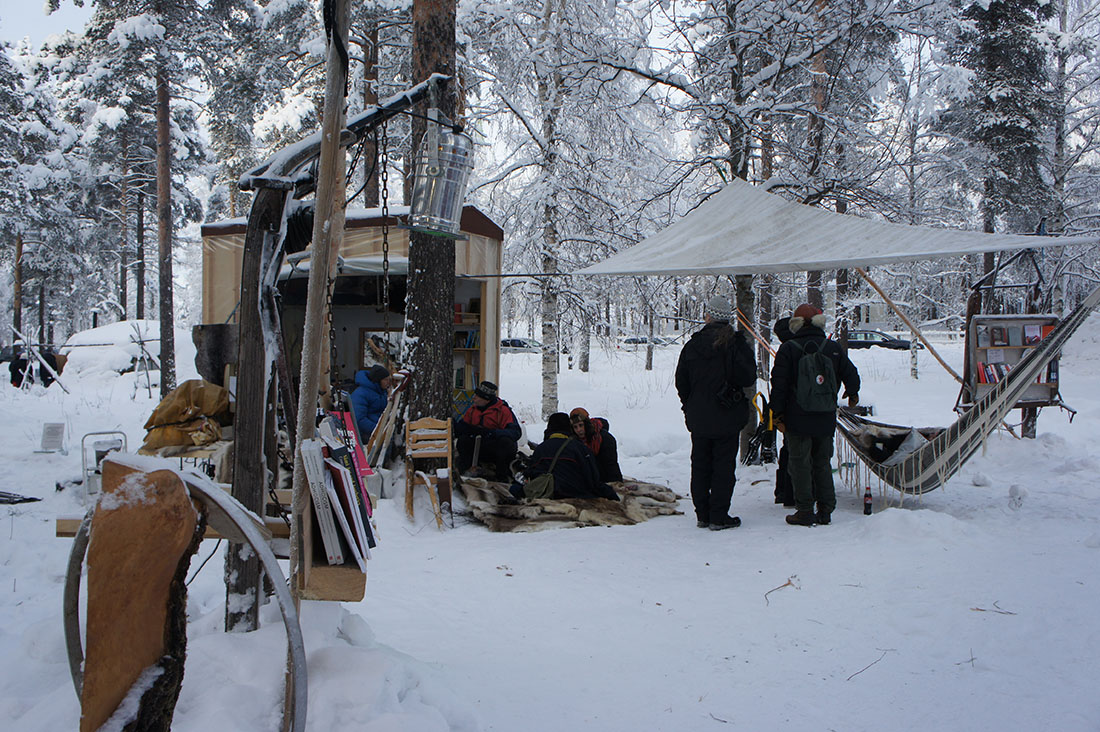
[967,314,1060,409]
[452,283,485,393]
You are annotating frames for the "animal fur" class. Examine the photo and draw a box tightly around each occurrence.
[456,477,682,532]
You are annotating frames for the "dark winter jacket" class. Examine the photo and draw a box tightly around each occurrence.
[350,370,388,440]
[525,433,619,501]
[456,397,522,444]
[675,322,757,437]
[769,324,860,437]
[581,418,623,483]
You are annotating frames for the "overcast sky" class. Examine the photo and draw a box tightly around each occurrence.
[1,3,93,50]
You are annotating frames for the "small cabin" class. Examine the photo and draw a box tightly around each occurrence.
[199,205,504,404]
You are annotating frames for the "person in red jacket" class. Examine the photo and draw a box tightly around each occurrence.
[455,380,522,481]
[569,407,623,482]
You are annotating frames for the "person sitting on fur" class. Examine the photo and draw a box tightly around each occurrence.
[350,364,393,442]
[510,412,619,501]
[569,407,623,483]
[455,380,522,482]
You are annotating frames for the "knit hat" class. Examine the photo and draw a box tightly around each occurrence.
[367,364,390,383]
[569,407,589,423]
[546,412,572,434]
[705,295,734,323]
[474,380,498,400]
[789,304,826,333]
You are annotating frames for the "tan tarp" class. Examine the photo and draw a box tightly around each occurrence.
[142,379,231,450]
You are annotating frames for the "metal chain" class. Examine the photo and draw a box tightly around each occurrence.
[380,125,391,349]
[326,242,341,410]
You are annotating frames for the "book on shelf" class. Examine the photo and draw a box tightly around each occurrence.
[324,456,371,567]
[453,303,463,323]
[1041,324,1055,339]
[1023,324,1041,345]
[299,437,346,566]
[1007,326,1023,347]
[976,325,990,347]
[989,326,1008,346]
[1047,358,1059,383]
[322,461,367,571]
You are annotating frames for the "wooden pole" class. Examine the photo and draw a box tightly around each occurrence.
[290,0,351,597]
[854,267,963,384]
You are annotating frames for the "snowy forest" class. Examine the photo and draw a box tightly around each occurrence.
[2,0,1100,376]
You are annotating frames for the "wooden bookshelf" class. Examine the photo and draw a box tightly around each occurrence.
[967,314,1060,408]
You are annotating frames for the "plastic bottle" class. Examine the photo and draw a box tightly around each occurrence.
[863,486,873,515]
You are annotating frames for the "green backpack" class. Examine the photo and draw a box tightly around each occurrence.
[791,339,838,413]
[523,438,571,500]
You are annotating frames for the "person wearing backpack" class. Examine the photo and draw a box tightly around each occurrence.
[675,295,758,530]
[509,412,619,501]
[769,304,861,527]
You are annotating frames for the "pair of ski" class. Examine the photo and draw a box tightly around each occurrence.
[299,416,378,571]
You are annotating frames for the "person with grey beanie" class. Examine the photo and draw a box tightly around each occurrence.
[675,295,758,530]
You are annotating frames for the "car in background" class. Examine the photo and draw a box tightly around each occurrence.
[501,337,542,353]
[617,336,674,351]
[846,329,921,350]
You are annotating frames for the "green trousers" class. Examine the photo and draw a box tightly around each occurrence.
[785,430,836,515]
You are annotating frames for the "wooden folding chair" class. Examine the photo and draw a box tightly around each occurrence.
[404,417,452,528]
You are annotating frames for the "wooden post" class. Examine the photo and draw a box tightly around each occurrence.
[290,0,352,597]
[226,185,290,633]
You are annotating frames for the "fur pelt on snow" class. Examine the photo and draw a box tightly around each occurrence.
[456,476,682,532]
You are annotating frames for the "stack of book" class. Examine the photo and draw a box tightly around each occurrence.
[299,415,379,570]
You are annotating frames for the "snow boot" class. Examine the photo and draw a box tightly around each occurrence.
[696,519,709,529]
[815,511,831,525]
[709,515,742,531]
[785,510,816,527]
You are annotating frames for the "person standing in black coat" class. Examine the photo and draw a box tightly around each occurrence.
[675,295,758,530]
[770,304,861,527]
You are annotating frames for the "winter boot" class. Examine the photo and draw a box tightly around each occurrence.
[709,515,742,531]
[785,510,816,527]
[696,519,709,529]
[815,511,831,525]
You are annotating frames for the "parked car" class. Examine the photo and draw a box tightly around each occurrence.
[846,329,922,350]
[617,336,671,351]
[501,338,542,353]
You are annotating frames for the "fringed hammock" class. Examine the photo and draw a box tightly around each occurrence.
[835,284,1100,496]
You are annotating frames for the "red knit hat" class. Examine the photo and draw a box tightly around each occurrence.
[792,303,822,320]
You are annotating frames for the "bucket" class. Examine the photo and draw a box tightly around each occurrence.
[409,130,474,236]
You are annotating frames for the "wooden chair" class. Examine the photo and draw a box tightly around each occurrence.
[404,417,452,528]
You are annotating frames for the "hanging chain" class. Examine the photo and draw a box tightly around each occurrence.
[326,241,341,411]
[379,125,392,359]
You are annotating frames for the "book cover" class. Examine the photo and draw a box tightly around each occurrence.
[323,467,366,571]
[990,326,1008,346]
[976,325,990,348]
[300,438,345,565]
[1023,324,1041,345]
[331,442,376,549]
[1007,327,1023,347]
[1047,358,1059,383]
[325,457,371,566]
[1041,324,1055,339]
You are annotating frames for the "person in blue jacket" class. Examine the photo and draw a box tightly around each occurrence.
[350,364,393,441]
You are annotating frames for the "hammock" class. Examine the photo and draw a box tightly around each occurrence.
[836,284,1100,495]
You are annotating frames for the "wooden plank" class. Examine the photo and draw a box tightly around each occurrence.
[298,563,365,602]
[56,515,290,540]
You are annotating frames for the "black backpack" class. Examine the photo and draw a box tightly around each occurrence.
[791,339,838,412]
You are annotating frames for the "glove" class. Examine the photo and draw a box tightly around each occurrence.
[846,393,859,408]
[773,415,786,433]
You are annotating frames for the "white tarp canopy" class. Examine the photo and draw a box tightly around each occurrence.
[577,179,1098,277]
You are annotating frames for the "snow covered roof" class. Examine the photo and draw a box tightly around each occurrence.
[577,179,1099,277]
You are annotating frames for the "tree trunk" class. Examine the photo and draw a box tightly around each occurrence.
[156,61,175,397]
[13,233,22,336]
[360,17,380,207]
[807,271,824,310]
[137,188,146,320]
[120,155,129,320]
[405,0,457,424]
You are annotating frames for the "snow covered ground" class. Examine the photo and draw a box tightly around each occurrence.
[3,318,1100,731]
